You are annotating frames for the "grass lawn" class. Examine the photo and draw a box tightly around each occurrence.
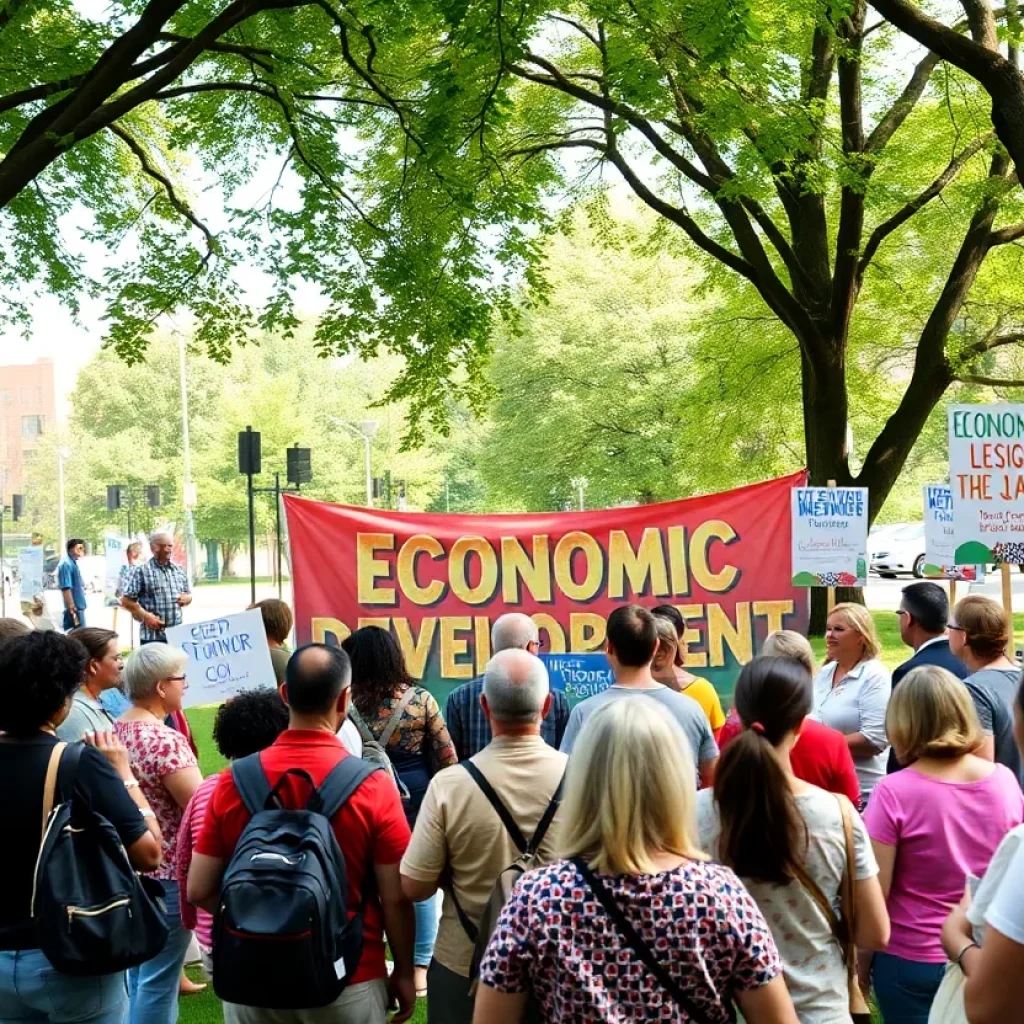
[180,609,1022,1024]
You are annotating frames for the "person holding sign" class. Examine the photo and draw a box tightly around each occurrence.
[810,604,891,806]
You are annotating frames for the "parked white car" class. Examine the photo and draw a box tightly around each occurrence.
[868,522,926,578]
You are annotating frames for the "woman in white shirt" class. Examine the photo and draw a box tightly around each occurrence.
[811,603,891,805]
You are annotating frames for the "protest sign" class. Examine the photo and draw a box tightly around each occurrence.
[103,532,129,606]
[922,484,979,581]
[165,609,276,708]
[948,404,1024,564]
[284,471,808,704]
[18,545,43,598]
[790,487,868,587]
[540,652,615,706]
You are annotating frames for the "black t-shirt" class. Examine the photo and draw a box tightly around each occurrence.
[0,733,149,949]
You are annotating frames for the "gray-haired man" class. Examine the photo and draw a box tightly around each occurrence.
[120,531,191,643]
[445,612,570,760]
[401,649,567,1024]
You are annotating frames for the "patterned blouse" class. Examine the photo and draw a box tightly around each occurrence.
[364,686,458,768]
[114,719,199,879]
[479,858,782,1023]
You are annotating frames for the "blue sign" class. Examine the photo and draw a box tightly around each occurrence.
[540,652,615,705]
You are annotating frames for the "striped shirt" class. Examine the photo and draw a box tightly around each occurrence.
[177,772,219,948]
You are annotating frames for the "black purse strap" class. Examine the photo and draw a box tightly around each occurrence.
[572,857,716,1024]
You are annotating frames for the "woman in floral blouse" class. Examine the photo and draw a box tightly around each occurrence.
[116,644,203,1024]
[343,625,457,995]
[475,697,797,1024]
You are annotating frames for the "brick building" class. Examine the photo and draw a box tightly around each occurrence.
[0,358,56,501]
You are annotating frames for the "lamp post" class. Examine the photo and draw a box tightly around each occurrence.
[570,476,589,512]
[57,447,71,552]
[329,418,379,507]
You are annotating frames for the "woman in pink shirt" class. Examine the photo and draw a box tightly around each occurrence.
[176,688,290,977]
[864,664,1024,1023]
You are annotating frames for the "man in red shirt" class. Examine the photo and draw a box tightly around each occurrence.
[188,644,416,1024]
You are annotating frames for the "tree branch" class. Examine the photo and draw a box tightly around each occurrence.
[956,373,1024,385]
[858,132,994,276]
[990,220,1024,243]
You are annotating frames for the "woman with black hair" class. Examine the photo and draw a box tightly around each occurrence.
[342,626,457,996]
[0,631,162,1023]
[697,656,890,1022]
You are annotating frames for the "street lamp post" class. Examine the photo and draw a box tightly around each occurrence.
[329,418,379,507]
[570,476,589,512]
[57,447,71,552]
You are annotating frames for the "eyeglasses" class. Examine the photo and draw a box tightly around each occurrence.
[165,675,189,687]
[527,638,545,651]
[896,609,909,618]
[947,624,965,632]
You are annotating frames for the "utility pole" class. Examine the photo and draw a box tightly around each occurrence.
[178,333,198,582]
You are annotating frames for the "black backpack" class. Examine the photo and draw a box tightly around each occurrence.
[32,742,169,976]
[212,753,379,1009]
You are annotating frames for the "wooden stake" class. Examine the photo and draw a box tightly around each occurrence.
[827,478,837,613]
[949,579,958,608]
[1001,561,1014,656]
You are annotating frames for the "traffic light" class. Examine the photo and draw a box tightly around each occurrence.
[106,485,123,511]
[372,477,384,500]
[287,446,312,487]
[11,494,23,521]
[145,486,161,508]
[238,427,262,476]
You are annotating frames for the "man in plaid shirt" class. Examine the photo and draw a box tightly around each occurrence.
[120,531,192,643]
[445,612,570,760]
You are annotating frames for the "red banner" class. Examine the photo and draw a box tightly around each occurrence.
[283,471,808,703]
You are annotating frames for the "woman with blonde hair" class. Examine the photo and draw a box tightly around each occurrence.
[811,603,891,805]
[474,698,798,1024]
[863,665,1023,1022]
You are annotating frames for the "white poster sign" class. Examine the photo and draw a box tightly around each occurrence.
[104,532,129,606]
[949,404,1024,564]
[923,484,980,581]
[791,487,868,587]
[165,608,276,708]
[18,545,44,598]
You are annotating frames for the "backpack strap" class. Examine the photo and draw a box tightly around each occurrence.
[525,767,567,855]
[40,742,67,844]
[315,756,379,819]
[376,686,418,749]
[461,761,527,853]
[346,706,376,745]
[231,753,273,817]
[572,857,715,1024]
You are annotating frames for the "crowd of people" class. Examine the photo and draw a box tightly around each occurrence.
[1,553,1024,1024]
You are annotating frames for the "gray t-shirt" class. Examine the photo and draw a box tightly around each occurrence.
[56,690,117,742]
[697,787,877,1023]
[965,672,1022,789]
[559,685,718,769]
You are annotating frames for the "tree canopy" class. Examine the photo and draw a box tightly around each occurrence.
[4,0,1024,539]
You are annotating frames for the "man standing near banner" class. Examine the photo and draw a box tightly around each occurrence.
[57,538,88,630]
[121,531,191,643]
[445,612,571,761]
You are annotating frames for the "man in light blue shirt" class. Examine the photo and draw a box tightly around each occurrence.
[57,538,87,630]
[560,604,719,787]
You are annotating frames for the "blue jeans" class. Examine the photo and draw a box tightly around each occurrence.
[873,952,947,1023]
[414,892,440,968]
[0,948,126,1023]
[127,879,191,1024]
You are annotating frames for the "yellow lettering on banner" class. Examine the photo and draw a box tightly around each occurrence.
[708,602,752,668]
[531,613,566,653]
[690,520,739,593]
[570,613,606,652]
[440,616,475,679]
[608,528,670,600]
[501,536,552,603]
[752,600,793,636]
[676,604,708,668]
[356,533,396,605]
[311,617,351,644]
[393,618,437,679]
[396,536,446,605]
[667,526,690,597]
[449,537,499,605]
[474,616,492,675]
[552,532,603,601]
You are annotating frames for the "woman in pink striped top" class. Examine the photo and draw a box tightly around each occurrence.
[176,689,290,976]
